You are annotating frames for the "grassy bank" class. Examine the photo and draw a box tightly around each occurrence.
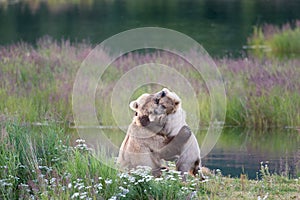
[0,37,300,129]
[247,20,300,58]
[0,122,299,199]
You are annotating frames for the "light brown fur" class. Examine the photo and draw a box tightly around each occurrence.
[117,92,198,177]
[151,88,204,179]
[117,94,166,176]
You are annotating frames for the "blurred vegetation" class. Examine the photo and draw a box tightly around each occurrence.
[0,0,94,12]
[247,21,300,58]
[0,36,300,128]
[1,0,300,57]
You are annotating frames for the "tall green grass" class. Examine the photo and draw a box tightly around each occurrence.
[0,121,119,199]
[0,36,300,129]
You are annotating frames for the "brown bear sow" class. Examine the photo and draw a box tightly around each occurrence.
[117,93,191,176]
[148,88,204,179]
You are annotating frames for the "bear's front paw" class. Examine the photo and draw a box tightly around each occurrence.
[163,136,175,144]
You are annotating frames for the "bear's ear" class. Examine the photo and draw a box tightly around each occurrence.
[129,101,138,111]
[162,88,171,94]
[129,93,150,111]
[165,89,181,103]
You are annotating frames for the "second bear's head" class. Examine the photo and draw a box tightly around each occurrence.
[153,88,181,115]
[129,88,182,127]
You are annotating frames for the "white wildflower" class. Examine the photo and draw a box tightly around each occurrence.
[74,182,84,190]
[51,157,60,162]
[138,178,145,183]
[166,174,174,178]
[108,196,117,200]
[50,178,56,184]
[145,177,152,182]
[76,139,85,143]
[189,191,197,199]
[105,179,112,185]
[78,185,84,190]
[128,176,135,183]
[119,186,129,195]
[123,188,129,195]
[182,187,188,191]
[169,170,181,175]
[79,192,87,199]
[71,193,80,199]
[20,183,29,187]
[118,173,128,179]
[95,183,103,190]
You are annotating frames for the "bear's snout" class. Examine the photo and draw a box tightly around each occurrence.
[139,115,150,126]
[161,91,166,97]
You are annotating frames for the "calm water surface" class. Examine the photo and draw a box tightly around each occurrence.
[1,0,300,57]
[72,127,300,179]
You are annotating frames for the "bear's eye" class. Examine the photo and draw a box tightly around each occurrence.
[155,98,159,104]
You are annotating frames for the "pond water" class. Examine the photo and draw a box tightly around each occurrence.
[202,128,300,179]
[1,0,300,57]
[72,127,300,179]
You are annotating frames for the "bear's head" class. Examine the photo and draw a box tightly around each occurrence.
[129,93,160,127]
[129,88,181,129]
[152,88,181,116]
